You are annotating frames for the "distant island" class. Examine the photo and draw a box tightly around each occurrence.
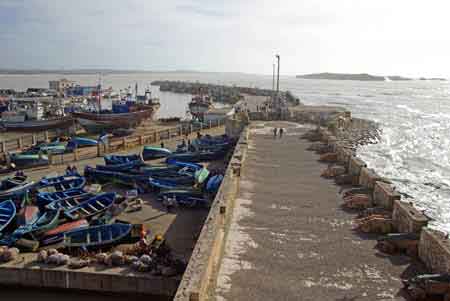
[296,73,447,81]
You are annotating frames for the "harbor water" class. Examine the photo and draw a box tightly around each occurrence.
[1,73,450,231]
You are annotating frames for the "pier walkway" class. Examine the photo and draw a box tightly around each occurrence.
[215,121,412,301]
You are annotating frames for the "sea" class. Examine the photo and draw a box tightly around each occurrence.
[1,72,450,238]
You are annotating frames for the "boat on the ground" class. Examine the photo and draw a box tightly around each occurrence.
[23,140,67,155]
[0,176,35,200]
[1,117,75,132]
[73,104,158,134]
[104,154,143,165]
[206,174,224,192]
[64,192,116,220]
[36,188,91,208]
[142,146,172,161]
[45,192,94,211]
[148,177,192,191]
[16,205,40,226]
[38,175,86,192]
[63,222,138,248]
[66,136,108,151]
[0,200,16,232]
[96,160,143,172]
[12,208,61,239]
[166,149,227,163]
[41,219,89,246]
[9,153,49,169]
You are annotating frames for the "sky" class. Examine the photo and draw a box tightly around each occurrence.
[1,0,450,77]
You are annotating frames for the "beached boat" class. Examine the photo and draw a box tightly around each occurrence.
[64,192,116,220]
[166,149,227,163]
[23,140,67,155]
[148,177,193,191]
[37,188,91,208]
[158,189,204,201]
[0,117,75,132]
[84,166,147,186]
[63,222,137,248]
[0,200,16,232]
[45,192,94,211]
[16,205,40,226]
[41,219,89,246]
[38,175,86,192]
[206,174,224,192]
[0,176,35,200]
[96,160,143,172]
[10,153,49,169]
[142,146,172,160]
[72,104,157,134]
[166,158,203,171]
[104,154,143,165]
[12,209,61,239]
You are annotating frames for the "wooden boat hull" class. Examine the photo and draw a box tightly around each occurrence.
[12,209,61,239]
[104,154,143,165]
[63,223,137,249]
[142,146,172,161]
[0,200,16,232]
[37,188,90,207]
[64,192,116,220]
[0,177,35,200]
[1,117,74,132]
[73,104,157,134]
[38,176,86,193]
[41,219,89,246]
[166,149,227,163]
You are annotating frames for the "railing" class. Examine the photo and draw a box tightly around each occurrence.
[1,119,225,166]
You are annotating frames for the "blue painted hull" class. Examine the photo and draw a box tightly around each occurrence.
[142,146,172,160]
[104,154,143,165]
[38,176,86,192]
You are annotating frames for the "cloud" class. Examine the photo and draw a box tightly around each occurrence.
[176,4,229,18]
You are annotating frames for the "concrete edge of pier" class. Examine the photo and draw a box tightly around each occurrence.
[173,123,249,301]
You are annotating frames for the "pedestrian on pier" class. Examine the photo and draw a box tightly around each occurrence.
[160,142,165,148]
[279,128,284,138]
[273,127,278,138]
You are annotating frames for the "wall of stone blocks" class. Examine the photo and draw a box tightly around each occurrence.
[419,229,450,274]
[392,200,429,233]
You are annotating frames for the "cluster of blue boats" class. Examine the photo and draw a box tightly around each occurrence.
[9,135,108,169]
[0,134,234,252]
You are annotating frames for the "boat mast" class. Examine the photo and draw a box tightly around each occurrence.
[98,74,102,112]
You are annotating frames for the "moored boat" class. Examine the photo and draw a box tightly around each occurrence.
[166,149,226,163]
[64,192,116,220]
[142,146,172,160]
[38,175,86,192]
[0,176,35,200]
[41,219,89,246]
[188,95,212,121]
[12,208,61,239]
[0,200,16,233]
[10,153,49,169]
[36,188,91,208]
[1,116,75,132]
[104,154,143,165]
[63,222,138,249]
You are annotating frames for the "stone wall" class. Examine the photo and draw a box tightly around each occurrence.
[174,127,249,301]
[392,200,429,233]
[373,181,401,211]
[419,229,450,274]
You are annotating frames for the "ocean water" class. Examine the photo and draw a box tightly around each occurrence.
[1,72,450,232]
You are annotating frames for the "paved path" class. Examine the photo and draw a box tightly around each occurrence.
[215,121,413,301]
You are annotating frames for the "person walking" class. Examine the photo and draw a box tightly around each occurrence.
[279,128,284,138]
[273,127,278,138]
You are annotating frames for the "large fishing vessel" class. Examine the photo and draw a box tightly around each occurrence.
[72,84,160,134]
[188,94,212,121]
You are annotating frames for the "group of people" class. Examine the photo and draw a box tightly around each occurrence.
[273,127,284,138]
[65,165,80,176]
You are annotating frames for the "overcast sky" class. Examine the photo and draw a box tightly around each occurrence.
[1,0,449,77]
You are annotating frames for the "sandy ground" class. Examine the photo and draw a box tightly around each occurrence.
[214,121,424,301]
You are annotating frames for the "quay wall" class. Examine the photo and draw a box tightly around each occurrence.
[174,123,249,301]
[0,120,224,167]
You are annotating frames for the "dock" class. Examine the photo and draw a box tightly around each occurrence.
[214,121,411,300]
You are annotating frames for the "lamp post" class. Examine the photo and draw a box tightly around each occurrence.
[272,63,275,100]
[275,54,280,98]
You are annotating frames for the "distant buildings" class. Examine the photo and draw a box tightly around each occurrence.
[49,78,75,93]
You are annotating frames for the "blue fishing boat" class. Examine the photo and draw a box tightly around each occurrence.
[38,175,86,192]
[64,192,116,220]
[95,160,142,172]
[206,174,224,192]
[23,140,67,155]
[12,209,61,239]
[66,135,108,151]
[148,177,192,190]
[44,192,94,211]
[166,158,203,171]
[63,223,135,248]
[142,146,172,160]
[158,189,208,208]
[16,205,40,226]
[36,188,91,208]
[10,153,49,168]
[151,174,195,185]
[104,154,143,165]
[0,176,35,200]
[84,166,147,186]
[41,219,89,246]
[166,149,226,163]
[0,200,16,233]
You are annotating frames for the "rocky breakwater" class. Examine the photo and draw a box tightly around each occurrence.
[301,114,450,300]
[151,80,300,106]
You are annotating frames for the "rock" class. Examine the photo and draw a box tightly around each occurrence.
[95,253,108,264]
[124,255,139,264]
[47,248,58,256]
[37,250,48,263]
[140,254,152,265]
[111,251,124,266]
[47,254,59,264]
[161,266,177,277]
[68,259,89,269]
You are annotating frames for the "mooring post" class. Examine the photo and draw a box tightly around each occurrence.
[18,137,23,150]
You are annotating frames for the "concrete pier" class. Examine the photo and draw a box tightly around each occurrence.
[213,121,416,300]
